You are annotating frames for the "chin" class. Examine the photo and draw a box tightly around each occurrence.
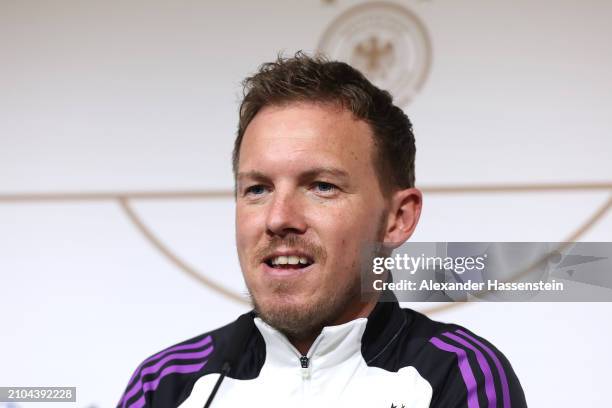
[251,291,326,332]
[253,290,312,313]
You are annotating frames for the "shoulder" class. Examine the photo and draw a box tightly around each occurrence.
[401,308,528,408]
[116,314,254,408]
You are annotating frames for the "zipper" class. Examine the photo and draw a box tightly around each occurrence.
[300,355,310,368]
[299,333,324,381]
[299,355,310,379]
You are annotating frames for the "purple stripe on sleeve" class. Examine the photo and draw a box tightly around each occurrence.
[124,361,208,408]
[119,345,213,407]
[139,347,214,379]
[456,329,511,408]
[443,332,497,408]
[126,396,145,408]
[430,337,480,408]
[142,362,207,393]
[125,335,212,389]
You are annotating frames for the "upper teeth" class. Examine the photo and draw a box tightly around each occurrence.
[270,256,311,265]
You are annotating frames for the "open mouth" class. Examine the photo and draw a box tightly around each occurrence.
[264,255,314,270]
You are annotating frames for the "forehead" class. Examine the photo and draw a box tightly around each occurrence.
[238,102,377,176]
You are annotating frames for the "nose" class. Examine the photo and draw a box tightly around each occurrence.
[265,187,307,237]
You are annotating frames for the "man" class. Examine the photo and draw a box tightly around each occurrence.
[117,53,527,408]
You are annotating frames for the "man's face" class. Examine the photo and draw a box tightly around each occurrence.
[235,102,388,338]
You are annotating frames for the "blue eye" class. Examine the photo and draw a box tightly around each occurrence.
[245,185,267,196]
[313,182,337,193]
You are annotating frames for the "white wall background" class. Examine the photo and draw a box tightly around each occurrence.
[1,1,611,407]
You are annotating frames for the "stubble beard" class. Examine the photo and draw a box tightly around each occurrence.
[245,210,388,342]
[249,271,362,342]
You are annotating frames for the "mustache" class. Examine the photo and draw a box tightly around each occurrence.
[253,235,327,265]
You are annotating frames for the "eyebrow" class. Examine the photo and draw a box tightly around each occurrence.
[237,167,350,183]
[299,167,350,182]
[236,171,269,183]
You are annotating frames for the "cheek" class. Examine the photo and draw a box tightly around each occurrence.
[316,208,381,267]
[319,221,367,261]
[318,204,378,239]
[235,208,261,256]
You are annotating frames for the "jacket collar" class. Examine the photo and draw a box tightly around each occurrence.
[251,291,407,368]
[254,316,368,370]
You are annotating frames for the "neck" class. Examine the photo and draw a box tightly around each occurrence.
[288,295,379,355]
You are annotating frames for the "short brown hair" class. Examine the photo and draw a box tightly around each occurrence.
[233,51,416,194]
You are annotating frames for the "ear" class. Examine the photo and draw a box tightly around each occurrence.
[383,188,422,247]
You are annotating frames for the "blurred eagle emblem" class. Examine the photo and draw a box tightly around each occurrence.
[318,2,432,107]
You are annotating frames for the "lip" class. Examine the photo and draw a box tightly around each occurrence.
[260,259,316,278]
[263,249,315,263]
